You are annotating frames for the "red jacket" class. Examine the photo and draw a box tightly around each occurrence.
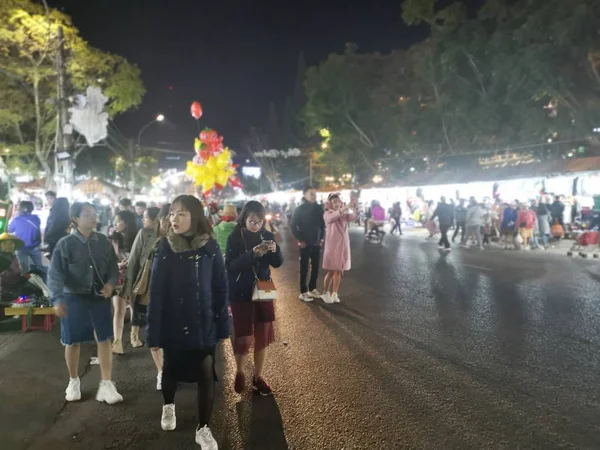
[517,210,535,229]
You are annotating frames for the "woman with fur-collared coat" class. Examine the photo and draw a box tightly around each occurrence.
[146,195,228,449]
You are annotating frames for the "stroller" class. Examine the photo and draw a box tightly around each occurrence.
[365,220,386,244]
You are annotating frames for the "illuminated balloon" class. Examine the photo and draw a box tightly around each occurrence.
[194,138,201,152]
[191,101,203,120]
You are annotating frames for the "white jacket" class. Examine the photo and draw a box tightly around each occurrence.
[466,204,483,227]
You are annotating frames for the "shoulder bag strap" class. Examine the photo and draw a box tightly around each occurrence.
[240,228,259,280]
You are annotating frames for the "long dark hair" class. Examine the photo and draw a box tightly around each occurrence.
[112,210,138,252]
[170,195,211,236]
[237,201,266,230]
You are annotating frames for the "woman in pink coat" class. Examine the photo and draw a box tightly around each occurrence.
[322,193,355,304]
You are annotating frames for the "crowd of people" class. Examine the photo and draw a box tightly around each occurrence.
[421,195,568,252]
[5,185,356,449]
[3,185,589,448]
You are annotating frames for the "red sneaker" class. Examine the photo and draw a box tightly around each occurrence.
[234,372,245,394]
[252,377,273,396]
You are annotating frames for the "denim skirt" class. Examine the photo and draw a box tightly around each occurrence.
[60,294,113,345]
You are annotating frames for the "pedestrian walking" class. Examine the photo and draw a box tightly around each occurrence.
[500,203,518,249]
[464,197,483,249]
[9,201,42,273]
[536,202,552,248]
[322,194,355,304]
[146,195,228,448]
[390,202,403,235]
[291,187,325,301]
[109,209,139,355]
[517,204,536,250]
[120,204,170,390]
[452,199,467,243]
[225,201,283,397]
[44,192,70,256]
[431,196,453,251]
[213,204,238,251]
[48,202,123,405]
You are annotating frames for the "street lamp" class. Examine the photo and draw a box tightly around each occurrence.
[138,114,165,148]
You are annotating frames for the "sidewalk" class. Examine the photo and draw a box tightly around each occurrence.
[384,225,598,257]
[0,326,95,450]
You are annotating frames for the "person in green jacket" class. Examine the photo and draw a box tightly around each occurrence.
[213,204,238,252]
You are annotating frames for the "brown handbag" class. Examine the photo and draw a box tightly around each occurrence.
[132,237,161,296]
[132,258,151,295]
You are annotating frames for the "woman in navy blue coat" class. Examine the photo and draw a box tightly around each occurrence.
[226,201,283,396]
[147,195,228,449]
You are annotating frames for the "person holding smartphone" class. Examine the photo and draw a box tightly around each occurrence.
[225,201,283,396]
[322,194,356,303]
[48,202,123,405]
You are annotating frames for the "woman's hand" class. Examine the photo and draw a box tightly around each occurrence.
[267,242,277,253]
[253,244,268,257]
[54,303,67,318]
[100,283,114,299]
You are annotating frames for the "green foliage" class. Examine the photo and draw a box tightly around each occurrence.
[0,0,145,181]
[301,0,600,184]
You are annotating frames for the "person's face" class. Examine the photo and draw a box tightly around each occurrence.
[142,211,155,229]
[245,213,263,233]
[119,204,127,211]
[46,195,55,207]
[159,216,170,235]
[75,206,97,230]
[304,189,317,203]
[331,197,342,211]
[135,206,145,216]
[170,203,191,234]
[115,216,127,233]
[0,240,16,253]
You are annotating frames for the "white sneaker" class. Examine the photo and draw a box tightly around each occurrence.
[156,371,163,391]
[298,293,313,302]
[95,380,123,405]
[161,404,176,431]
[65,377,81,402]
[195,425,218,449]
[322,292,334,304]
[332,293,341,303]
[308,289,323,298]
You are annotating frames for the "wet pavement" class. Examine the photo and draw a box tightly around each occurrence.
[1,226,600,449]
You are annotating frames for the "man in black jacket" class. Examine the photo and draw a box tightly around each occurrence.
[431,196,454,251]
[291,187,325,302]
[44,191,70,256]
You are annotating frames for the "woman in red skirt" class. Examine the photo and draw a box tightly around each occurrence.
[225,201,283,396]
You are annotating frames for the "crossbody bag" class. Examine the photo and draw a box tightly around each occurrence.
[240,229,277,301]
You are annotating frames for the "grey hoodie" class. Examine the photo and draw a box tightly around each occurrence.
[466,204,483,227]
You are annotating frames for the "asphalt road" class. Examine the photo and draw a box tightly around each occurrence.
[2,227,600,449]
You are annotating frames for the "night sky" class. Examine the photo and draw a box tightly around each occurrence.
[51,0,426,164]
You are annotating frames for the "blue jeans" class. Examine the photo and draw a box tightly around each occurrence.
[16,246,43,274]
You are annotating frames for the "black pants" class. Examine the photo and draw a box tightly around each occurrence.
[452,222,465,242]
[161,353,215,428]
[300,246,320,293]
[391,218,402,234]
[439,224,451,249]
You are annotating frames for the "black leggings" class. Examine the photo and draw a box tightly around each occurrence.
[161,355,215,427]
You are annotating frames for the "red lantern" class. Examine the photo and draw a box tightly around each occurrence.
[191,101,203,120]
